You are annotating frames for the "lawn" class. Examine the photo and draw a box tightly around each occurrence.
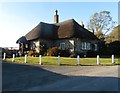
[4,56,120,66]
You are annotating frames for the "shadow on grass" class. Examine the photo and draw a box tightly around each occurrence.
[2,61,120,92]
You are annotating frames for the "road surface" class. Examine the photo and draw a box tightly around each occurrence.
[2,61,120,91]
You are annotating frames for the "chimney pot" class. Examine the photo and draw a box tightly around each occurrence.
[80,21,84,28]
[54,10,59,23]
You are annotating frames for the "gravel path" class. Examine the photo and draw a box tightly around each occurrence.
[41,65,118,77]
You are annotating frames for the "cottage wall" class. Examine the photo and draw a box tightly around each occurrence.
[29,38,99,54]
[74,38,82,52]
[53,39,74,52]
[54,38,99,53]
[30,39,53,53]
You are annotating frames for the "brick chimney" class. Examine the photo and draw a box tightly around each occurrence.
[54,10,59,23]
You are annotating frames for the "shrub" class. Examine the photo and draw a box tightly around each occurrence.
[86,50,98,57]
[69,52,84,58]
[48,47,61,56]
[60,49,70,57]
[69,53,77,58]
[48,47,71,57]
[99,41,120,57]
[28,51,34,56]
[28,50,39,57]
[108,41,120,56]
[34,53,39,57]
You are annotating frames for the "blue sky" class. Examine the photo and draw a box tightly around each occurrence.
[0,2,118,47]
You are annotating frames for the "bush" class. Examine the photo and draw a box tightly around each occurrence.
[28,51,39,57]
[34,53,39,57]
[28,51,34,56]
[86,50,98,57]
[108,41,120,56]
[69,53,77,58]
[60,49,70,57]
[69,52,85,58]
[99,41,120,57]
[48,47,70,57]
[48,47,61,56]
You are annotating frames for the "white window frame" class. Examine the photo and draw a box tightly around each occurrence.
[60,43,65,50]
[94,44,97,51]
[86,43,91,50]
[81,42,91,50]
[82,42,86,50]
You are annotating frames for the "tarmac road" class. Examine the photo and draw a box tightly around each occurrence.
[26,65,119,91]
[2,61,120,91]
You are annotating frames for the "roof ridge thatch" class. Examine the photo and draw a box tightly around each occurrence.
[24,19,98,41]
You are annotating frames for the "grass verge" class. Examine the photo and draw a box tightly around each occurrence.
[4,56,120,66]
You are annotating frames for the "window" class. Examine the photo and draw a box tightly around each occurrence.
[81,42,91,50]
[60,43,65,50]
[25,44,28,48]
[87,43,91,50]
[81,42,86,50]
[94,44,97,51]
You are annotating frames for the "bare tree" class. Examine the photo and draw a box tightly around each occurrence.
[87,11,116,39]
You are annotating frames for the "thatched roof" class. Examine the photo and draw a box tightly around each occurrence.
[25,19,98,41]
[16,36,29,44]
[55,19,98,40]
[25,22,55,40]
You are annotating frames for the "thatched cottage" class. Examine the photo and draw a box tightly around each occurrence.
[17,10,99,55]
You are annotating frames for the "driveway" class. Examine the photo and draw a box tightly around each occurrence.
[2,61,119,91]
